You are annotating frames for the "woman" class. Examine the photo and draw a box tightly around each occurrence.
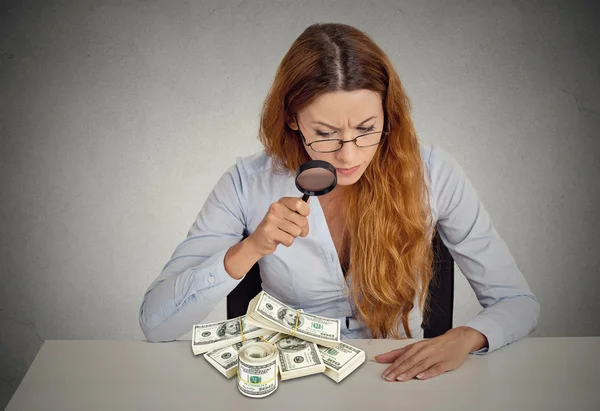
[139,23,539,382]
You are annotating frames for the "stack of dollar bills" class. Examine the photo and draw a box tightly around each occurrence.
[192,291,365,383]
[318,341,366,382]
[204,331,284,378]
[245,291,342,349]
[273,335,326,380]
[191,315,270,355]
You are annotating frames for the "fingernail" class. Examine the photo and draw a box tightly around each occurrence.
[396,373,406,381]
[416,373,425,379]
[370,357,378,362]
[385,375,395,381]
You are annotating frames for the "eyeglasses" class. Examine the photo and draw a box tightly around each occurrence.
[296,124,390,153]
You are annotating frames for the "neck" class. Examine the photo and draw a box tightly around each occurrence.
[318,186,350,210]
[320,185,346,201]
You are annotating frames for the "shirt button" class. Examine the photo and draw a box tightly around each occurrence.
[208,276,215,284]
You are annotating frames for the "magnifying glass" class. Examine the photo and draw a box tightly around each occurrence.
[295,160,337,202]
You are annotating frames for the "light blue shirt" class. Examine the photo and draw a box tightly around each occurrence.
[139,144,540,354]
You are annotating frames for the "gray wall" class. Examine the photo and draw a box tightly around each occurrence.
[1,0,598,407]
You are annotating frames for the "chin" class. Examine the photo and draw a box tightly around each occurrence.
[336,172,364,186]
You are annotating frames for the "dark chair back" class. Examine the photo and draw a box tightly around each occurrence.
[425,229,454,337]
[226,229,454,338]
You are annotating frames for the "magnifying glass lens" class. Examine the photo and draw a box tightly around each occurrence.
[295,160,337,201]
[297,168,336,192]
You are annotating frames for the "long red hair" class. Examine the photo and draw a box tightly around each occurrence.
[258,23,434,338]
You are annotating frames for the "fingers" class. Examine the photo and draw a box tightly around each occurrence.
[387,356,437,382]
[381,343,434,382]
[373,346,408,363]
[299,194,311,204]
[280,197,311,217]
[271,229,296,248]
[274,215,307,239]
[270,200,309,237]
[412,363,447,381]
[280,210,310,237]
[252,197,311,255]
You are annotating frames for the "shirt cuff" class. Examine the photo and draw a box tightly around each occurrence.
[193,248,246,302]
[464,315,504,355]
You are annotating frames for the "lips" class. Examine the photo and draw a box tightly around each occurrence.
[335,165,361,175]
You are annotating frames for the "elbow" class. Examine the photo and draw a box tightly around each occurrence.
[139,317,175,343]
[509,292,540,335]
[138,282,208,343]
[139,308,157,342]
[490,291,541,335]
[141,327,161,343]
[528,293,541,333]
[519,287,540,330]
[139,301,175,343]
[142,328,174,344]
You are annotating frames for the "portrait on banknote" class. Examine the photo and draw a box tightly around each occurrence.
[277,308,304,328]
[216,319,241,338]
[276,336,310,352]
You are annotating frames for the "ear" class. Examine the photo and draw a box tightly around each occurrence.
[286,115,299,131]
[287,120,298,131]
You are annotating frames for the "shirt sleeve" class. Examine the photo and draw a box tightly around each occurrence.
[427,145,540,354]
[139,159,250,342]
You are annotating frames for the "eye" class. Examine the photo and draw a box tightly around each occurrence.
[357,125,376,133]
[315,130,337,138]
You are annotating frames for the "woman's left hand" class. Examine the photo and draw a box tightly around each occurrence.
[374,326,488,382]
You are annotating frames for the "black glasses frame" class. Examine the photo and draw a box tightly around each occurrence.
[294,116,391,153]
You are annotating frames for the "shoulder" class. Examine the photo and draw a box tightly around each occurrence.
[218,150,277,190]
[419,143,462,176]
[223,150,295,215]
[210,150,277,205]
[228,150,293,183]
[418,142,469,221]
[233,150,274,178]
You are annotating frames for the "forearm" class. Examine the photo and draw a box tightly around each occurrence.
[224,238,264,280]
[464,294,540,354]
[455,326,489,352]
[140,282,218,343]
[139,249,243,342]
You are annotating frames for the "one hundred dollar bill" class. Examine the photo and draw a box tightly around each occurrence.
[275,335,325,380]
[203,332,283,379]
[237,342,279,398]
[317,341,366,383]
[246,291,341,348]
[191,315,271,355]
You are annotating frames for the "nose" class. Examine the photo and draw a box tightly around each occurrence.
[334,131,359,163]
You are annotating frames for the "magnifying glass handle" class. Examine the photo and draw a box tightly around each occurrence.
[301,193,310,202]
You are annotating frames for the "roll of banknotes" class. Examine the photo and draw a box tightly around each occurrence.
[204,332,284,379]
[237,342,279,398]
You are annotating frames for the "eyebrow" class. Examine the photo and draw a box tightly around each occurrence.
[311,116,377,129]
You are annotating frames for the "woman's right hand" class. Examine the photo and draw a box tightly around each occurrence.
[247,197,311,257]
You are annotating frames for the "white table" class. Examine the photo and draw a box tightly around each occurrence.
[6,337,600,411]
